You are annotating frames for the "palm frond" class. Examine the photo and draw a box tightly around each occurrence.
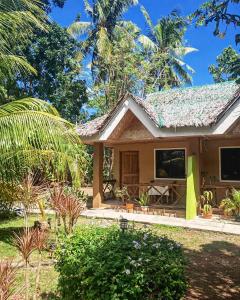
[141,6,155,34]
[0,54,37,77]
[84,0,93,17]
[0,98,86,185]
[67,21,92,38]
[138,34,157,50]
[174,46,198,57]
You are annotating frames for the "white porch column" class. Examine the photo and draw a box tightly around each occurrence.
[93,142,104,208]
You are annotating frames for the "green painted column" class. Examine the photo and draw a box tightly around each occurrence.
[186,155,198,220]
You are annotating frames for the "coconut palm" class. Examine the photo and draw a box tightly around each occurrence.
[139,6,197,93]
[0,98,86,184]
[67,0,138,74]
[0,0,47,78]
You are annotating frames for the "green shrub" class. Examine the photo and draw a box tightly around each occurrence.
[56,226,187,300]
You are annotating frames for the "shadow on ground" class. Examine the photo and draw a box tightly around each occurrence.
[185,240,240,300]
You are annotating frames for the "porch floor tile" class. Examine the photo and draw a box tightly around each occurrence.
[81,209,240,235]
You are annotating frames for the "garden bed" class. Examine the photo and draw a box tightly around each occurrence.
[0,215,240,299]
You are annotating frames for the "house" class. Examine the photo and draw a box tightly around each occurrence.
[77,81,240,219]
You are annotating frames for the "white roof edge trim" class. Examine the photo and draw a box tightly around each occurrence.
[99,97,159,141]
[212,99,240,134]
[97,96,240,141]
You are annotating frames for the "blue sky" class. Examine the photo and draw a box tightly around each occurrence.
[51,0,239,86]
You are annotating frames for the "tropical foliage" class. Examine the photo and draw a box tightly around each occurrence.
[0,98,86,183]
[0,0,47,86]
[68,0,138,72]
[139,7,196,93]
[209,46,240,83]
[56,226,187,300]
[3,23,88,122]
[220,188,240,218]
[192,0,240,43]
[192,0,240,83]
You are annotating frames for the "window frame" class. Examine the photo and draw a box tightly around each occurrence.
[154,148,187,181]
[219,146,240,182]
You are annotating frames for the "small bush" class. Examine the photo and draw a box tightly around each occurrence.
[56,226,187,300]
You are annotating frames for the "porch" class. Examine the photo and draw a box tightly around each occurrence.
[91,135,240,220]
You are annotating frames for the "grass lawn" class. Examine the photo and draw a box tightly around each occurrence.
[0,215,240,299]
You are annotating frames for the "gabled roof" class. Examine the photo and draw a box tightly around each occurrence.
[77,81,240,138]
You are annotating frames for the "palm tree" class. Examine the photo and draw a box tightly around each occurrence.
[0,0,47,78]
[67,0,138,76]
[139,6,197,93]
[0,98,86,184]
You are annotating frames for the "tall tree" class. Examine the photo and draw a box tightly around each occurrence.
[209,46,240,82]
[2,23,88,122]
[89,21,145,112]
[68,0,138,79]
[139,7,197,93]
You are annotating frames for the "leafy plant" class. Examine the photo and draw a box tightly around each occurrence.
[220,188,240,218]
[56,226,187,300]
[200,190,213,215]
[139,192,149,206]
[115,186,130,203]
[0,181,22,219]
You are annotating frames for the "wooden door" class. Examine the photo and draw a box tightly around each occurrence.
[120,151,139,198]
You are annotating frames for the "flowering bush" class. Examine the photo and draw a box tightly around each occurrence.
[55,226,187,300]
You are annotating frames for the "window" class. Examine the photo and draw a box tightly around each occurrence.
[155,149,186,179]
[220,147,240,181]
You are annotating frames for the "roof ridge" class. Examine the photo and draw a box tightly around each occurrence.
[146,81,237,98]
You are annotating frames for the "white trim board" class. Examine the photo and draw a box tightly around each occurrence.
[97,96,240,141]
[154,148,187,181]
[99,97,159,140]
[219,146,240,183]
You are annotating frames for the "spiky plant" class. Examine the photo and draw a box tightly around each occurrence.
[17,172,47,227]
[0,260,19,300]
[14,228,36,300]
[50,185,85,234]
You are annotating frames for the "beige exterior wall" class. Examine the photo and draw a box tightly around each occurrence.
[201,137,240,200]
[111,136,240,203]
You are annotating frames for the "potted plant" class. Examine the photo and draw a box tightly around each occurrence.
[220,188,240,221]
[115,187,133,212]
[200,191,213,219]
[139,192,150,212]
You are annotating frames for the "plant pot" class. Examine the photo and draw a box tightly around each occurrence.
[126,203,134,213]
[141,206,149,212]
[202,212,212,219]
